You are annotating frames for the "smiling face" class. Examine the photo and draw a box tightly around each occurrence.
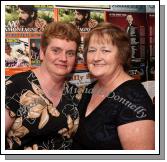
[40,38,77,77]
[87,34,122,79]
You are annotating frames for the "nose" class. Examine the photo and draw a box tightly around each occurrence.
[93,50,102,61]
[60,51,67,62]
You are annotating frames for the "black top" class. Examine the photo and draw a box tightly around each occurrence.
[5,70,82,150]
[72,80,155,150]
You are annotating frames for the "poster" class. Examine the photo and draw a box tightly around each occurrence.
[146,6,155,80]
[105,5,152,81]
[30,38,41,66]
[5,5,54,32]
[57,8,105,32]
[5,38,30,68]
[106,11,147,59]
[4,5,155,82]
[69,71,96,87]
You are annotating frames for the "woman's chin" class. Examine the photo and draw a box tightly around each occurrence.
[90,72,104,78]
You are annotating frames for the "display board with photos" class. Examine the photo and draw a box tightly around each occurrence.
[5,5,155,86]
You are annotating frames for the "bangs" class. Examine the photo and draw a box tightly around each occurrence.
[89,32,114,45]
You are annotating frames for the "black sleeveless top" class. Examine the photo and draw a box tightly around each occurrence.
[5,70,82,150]
[72,80,155,150]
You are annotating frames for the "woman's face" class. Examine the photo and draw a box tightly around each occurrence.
[87,35,122,79]
[40,38,77,77]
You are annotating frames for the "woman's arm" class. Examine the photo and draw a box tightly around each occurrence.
[118,120,155,150]
[5,108,15,134]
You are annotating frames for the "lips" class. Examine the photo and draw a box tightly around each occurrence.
[93,63,105,67]
[55,64,67,69]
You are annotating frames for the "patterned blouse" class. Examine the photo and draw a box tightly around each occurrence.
[5,70,84,150]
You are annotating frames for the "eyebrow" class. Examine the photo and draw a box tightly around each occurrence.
[50,47,76,52]
[88,46,109,49]
[66,49,76,52]
[88,46,96,49]
[50,47,61,50]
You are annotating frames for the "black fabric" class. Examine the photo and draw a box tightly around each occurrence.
[5,70,81,150]
[72,80,155,150]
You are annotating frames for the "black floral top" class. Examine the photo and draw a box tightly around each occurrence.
[5,71,84,150]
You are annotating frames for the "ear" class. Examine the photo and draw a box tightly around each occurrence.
[31,11,35,18]
[85,13,89,19]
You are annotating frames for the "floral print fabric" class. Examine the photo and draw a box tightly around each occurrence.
[5,71,83,150]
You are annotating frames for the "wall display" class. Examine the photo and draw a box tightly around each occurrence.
[5,5,155,85]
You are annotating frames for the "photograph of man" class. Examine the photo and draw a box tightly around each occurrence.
[30,41,40,65]
[77,44,84,63]
[125,14,140,58]
[72,9,98,29]
[125,14,139,39]
[6,5,47,31]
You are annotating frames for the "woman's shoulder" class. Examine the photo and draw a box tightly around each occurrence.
[5,70,36,95]
[6,70,33,83]
[113,79,154,114]
[115,80,155,125]
[120,79,142,87]
[117,79,148,95]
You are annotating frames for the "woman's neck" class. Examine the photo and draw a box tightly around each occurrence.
[96,67,132,92]
[33,66,65,96]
